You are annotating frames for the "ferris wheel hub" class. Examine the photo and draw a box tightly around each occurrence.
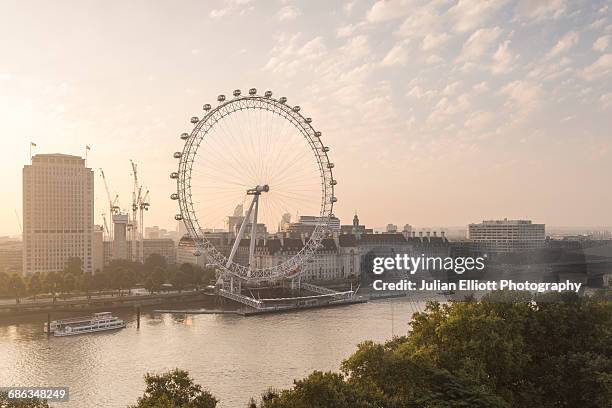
[247,184,270,195]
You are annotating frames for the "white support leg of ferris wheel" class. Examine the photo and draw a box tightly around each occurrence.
[225,185,269,273]
[248,195,259,275]
[226,196,256,269]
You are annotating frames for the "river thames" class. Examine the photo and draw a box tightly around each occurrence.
[0,298,428,407]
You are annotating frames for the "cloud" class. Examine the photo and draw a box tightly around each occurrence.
[299,36,326,57]
[582,54,612,80]
[514,0,567,22]
[447,0,508,32]
[601,92,612,109]
[264,34,327,76]
[491,40,517,74]
[589,18,608,30]
[501,80,543,117]
[381,45,407,66]
[422,32,450,51]
[425,54,444,64]
[396,6,440,38]
[593,35,610,53]
[407,85,437,99]
[344,1,356,15]
[336,24,357,38]
[366,0,411,23]
[442,81,461,96]
[457,27,503,61]
[546,31,579,59]
[426,93,472,124]
[342,35,370,58]
[209,0,254,19]
[277,5,301,21]
[210,8,229,19]
[472,81,489,94]
[464,110,495,130]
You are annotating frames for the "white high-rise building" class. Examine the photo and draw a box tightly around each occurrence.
[468,219,545,252]
[23,154,94,274]
[298,215,341,232]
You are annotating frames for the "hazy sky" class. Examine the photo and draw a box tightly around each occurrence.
[1,0,611,236]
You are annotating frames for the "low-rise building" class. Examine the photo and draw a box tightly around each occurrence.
[0,240,23,274]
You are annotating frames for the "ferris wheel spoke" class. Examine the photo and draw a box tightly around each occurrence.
[212,109,259,184]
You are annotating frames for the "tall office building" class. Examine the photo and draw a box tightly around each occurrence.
[23,154,94,274]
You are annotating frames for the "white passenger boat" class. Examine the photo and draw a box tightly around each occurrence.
[44,315,98,333]
[50,312,126,337]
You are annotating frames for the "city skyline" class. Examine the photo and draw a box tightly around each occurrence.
[1,0,612,236]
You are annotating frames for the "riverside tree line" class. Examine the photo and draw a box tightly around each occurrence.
[2,291,610,407]
[0,254,216,303]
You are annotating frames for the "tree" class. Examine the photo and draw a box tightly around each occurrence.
[7,273,26,303]
[0,271,9,296]
[60,273,76,296]
[256,371,381,408]
[145,254,167,273]
[172,269,188,293]
[145,267,166,294]
[93,272,108,295]
[252,294,612,408]
[64,257,83,275]
[180,263,196,288]
[27,273,43,300]
[44,271,60,302]
[121,268,137,295]
[129,369,217,408]
[80,272,93,299]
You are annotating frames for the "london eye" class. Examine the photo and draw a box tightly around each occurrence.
[171,89,337,282]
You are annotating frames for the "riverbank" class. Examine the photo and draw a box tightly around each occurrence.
[0,290,212,317]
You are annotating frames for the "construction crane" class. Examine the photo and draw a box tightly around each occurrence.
[130,160,150,263]
[100,168,120,244]
[101,213,110,240]
[139,189,150,264]
[14,209,22,235]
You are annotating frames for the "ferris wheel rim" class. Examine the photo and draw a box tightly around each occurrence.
[174,92,336,281]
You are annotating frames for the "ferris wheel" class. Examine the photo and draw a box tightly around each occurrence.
[170,89,337,282]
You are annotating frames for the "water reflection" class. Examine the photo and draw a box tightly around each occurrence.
[0,299,425,407]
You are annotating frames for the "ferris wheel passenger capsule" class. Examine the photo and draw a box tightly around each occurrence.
[330,179,338,186]
[217,94,226,102]
[203,104,211,111]
[170,193,179,200]
[249,88,257,95]
[174,214,183,221]
[314,131,322,138]
[292,105,301,112]
[170,172,179,179]
[279,97,287,104]
[264,90,272,98]
[233,89,241,97]
[327,162,335,169]
[180,132,189,140]
[305,117,312,123]
[322,146,329,152]
[173,152,182,158]
[190,117,199,124]
[330,196,338,203]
